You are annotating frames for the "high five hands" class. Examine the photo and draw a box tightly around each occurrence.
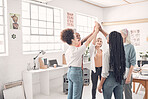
[93,21,101,34]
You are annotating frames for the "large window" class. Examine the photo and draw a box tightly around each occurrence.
[22,1,63,53]
[0,0,6,54]
[76,13,97,38]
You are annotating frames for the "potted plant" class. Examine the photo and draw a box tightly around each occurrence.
[139,51,148,60]
[83,46,90,62]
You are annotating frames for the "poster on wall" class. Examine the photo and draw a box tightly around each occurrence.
[67,12,74,27]
[130,29,140,46]
[10,13,20,30]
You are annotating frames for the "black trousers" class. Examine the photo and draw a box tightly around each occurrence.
[91,67,102,99]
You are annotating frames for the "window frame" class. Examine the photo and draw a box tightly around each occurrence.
[75,12,98,39]
[22,1,63,54]
[0,0,8,55]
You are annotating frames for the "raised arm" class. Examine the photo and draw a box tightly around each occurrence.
[99,24,108,37]
[92,32,97,45]
[81,32,93,45]
[85,22,99,47]
[89,32,97,58]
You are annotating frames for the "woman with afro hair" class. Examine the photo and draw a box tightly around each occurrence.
[60,22,100,99]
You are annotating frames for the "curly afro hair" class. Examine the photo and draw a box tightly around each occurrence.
[60,28,74,45]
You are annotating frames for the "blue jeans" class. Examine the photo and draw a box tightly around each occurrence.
[67,66,83,99]
[103,72,123,99]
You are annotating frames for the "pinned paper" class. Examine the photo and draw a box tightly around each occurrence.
[67,12,74,27]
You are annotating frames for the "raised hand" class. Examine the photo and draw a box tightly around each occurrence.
[98,23,102,32]
[94,21,99,33]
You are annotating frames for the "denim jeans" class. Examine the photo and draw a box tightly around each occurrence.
[67,66,83,99]
[103,72,123,99]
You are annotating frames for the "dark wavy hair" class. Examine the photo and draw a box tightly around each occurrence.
[109,31,126,84]
[60,29,74,45]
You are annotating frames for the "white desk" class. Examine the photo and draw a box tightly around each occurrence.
[23,65,68,99]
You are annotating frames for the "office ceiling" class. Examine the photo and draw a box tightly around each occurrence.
[81,0,148,8]
[29,0,53,3]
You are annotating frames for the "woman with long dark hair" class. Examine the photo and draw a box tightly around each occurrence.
[98,31,126,99]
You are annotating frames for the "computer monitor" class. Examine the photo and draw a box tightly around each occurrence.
[49,59,58,66]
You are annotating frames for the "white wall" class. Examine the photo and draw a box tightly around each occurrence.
[102,1,148,60]
[0,0,103,98]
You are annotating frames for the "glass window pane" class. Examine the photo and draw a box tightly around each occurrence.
[22,10,30,19]
[47,36,54,42]
[22,27,30,35]
[40,44,47,50]
[80,26,83,31]
[31,44,39,51]
[0,45,4,52]
[54,44,61,50]
[47,8,53,21]
[77,26,80,32]
[54,36,60,42]
[84,27,87,32]
[76,15,81,25]
[0,35,4,51]
[83,16,87,26]
[31,36,39,43]
[22,19,30,26]
[39,21,46,28]
[0,0,2,6]
[54,9,60,16]
[0,16,3,25]
[22,2,30,11]
[92,18,95,27]
[23,36,30,43]
[31,28,38,34]
[39,6,46,20]
[22,2,62,52]
[0,8,3,15]
[88,17,92,27]
[39,28,46,35]
[0,26,3,34]
[54,16,60,22]
[47,29,53,35]
[39,36,47,42]
[47,22,53,28]
[23,44,30,51]
[31,20,38,27]
[31,5,38,19]
[88,27,92,32]
[22,2,30,18]
[0,35,4,44]
[54,23,61,29]
[54,30,60,36]
[48,44,54,50]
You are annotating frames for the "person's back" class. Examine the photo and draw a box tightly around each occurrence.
[98,31,126,99]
